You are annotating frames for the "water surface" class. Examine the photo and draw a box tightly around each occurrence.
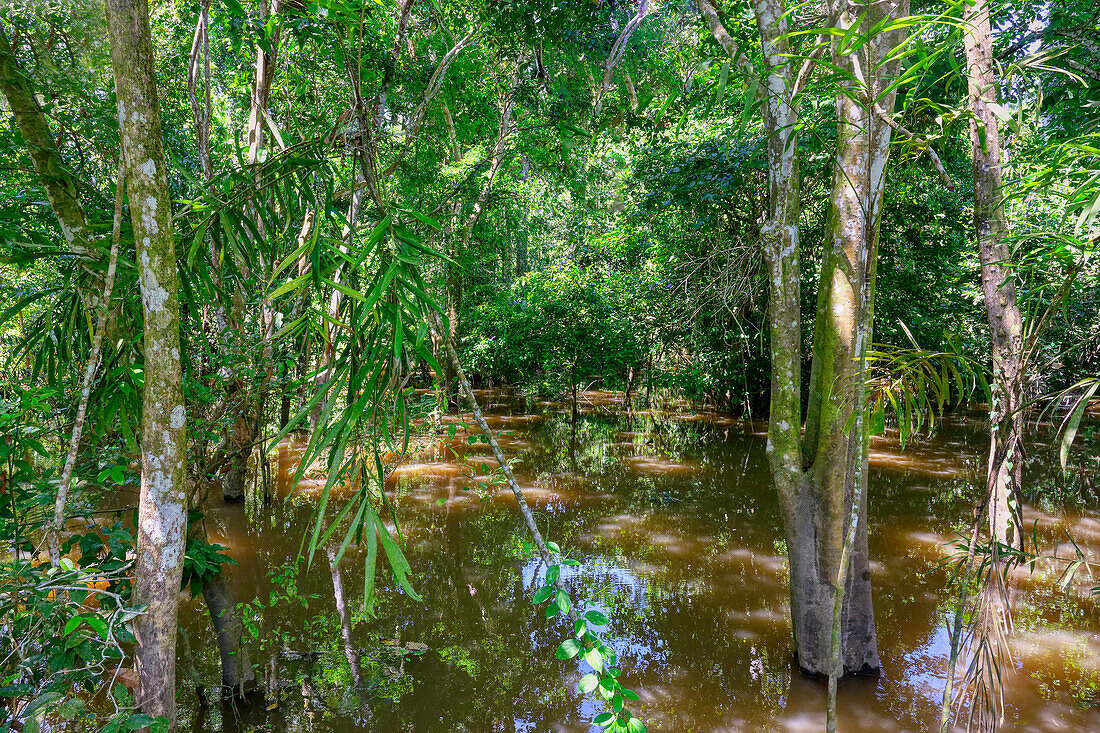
[179,391,1100,732]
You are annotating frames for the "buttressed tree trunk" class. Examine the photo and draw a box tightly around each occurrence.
[698,0,906,678]
[964,0,1025,548]
[105,0,189,725]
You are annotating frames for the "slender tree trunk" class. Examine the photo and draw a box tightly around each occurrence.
[964,0,1025,549]
[105,0,188,725]
[225,0,283,500]
[187,0,213,181]
[47,166,123,565]
[749,0,824,676]
[247,0,282,165]
[593,0,653,116]
[0,24,92,255]
[443,61,523,409]
[443,251,463,409]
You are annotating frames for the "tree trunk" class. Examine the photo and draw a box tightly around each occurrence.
[442,60,523,411]
[225,0,283,499]
[0,24,92,255]
[964,0,1025,548]
[0,27,127,562]
[699,0,906,680]
[202,572,258,695]
[795,0,908,678]
[443,249,463,410]
[105,0,188,725]
[246,0,282,165]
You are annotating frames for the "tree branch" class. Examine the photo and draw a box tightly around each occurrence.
[873,103,953,188]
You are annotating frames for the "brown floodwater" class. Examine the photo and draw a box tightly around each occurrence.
[177,390,1100,732]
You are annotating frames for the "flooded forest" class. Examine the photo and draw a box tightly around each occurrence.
[2,1,1100,732]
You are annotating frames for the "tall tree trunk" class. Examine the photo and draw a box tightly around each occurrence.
[105,0,188,725]
[225,0,283,500]
[964,0,1025,548]
[798,0,908,679]
[699,0,905,679]
[749,0,821,676]
[0,23,92,255]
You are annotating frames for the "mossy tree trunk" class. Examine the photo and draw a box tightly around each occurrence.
[964,0,1025,548]
[0,23,92,255]
[0,23,112,564]
[700,0,907,678]
[105,0,188,725]
[799,0,908,678]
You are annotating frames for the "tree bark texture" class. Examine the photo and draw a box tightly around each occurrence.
[105,0,189,726]
[699,0,908,678]
[0,23,92,254]
[964,0,1025,548]
[797,0,908,677]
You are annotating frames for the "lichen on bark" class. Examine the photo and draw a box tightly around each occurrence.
[105,0,189,726]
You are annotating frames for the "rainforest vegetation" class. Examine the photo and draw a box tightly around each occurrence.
[1,0,1099,731]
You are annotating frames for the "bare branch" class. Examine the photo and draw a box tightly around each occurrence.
[873,103,953,188]
[594,0,655,115]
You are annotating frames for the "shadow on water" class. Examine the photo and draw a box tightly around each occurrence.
[177,391,1100,732]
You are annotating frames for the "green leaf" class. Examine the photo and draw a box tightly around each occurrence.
[554,589,571,616]
[1060,380,1100,471]
[593,712,614,727]
[84,614,108,639]
[584,609,609,626]
[63,616,81,637]
[532,585,553,604]
[578,673,599,693]
[556,638,582,659]
[374,512,422,602]
[574,618,589,638]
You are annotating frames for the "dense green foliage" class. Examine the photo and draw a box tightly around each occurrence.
[1,0,1099,730]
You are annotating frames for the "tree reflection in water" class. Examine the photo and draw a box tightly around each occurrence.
[177,392,1100,732]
